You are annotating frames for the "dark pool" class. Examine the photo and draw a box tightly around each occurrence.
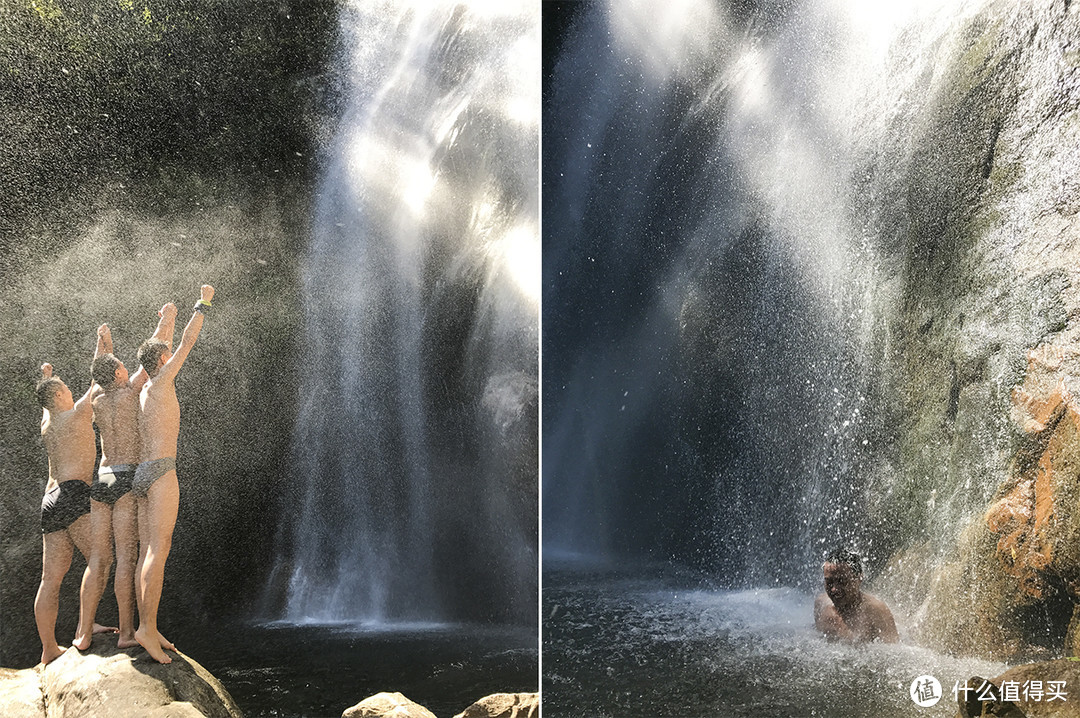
[177,621,537,718]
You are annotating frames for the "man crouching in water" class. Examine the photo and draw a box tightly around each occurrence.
[133,285,213,664]
[34,362,114,663]
[89,305,176,651]
[814,548,899,644]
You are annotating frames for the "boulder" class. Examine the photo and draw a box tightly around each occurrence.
[452,693,539,718]
[0,637,243,718]
[342,692,436,718]
[0,667,45,718]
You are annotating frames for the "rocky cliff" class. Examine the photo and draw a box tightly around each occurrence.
[869,0,1080,660]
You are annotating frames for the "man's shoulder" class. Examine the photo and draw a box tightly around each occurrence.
[43,408,79,435]
[51,407,78,423]
[862,592,896,618]
[141,379,164,398]
[144,375,176,390]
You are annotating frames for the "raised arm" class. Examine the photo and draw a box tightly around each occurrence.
[39,363,53,426]
[76,337,99,412]
[152,302,178,350]
[74,381,97,414]
[157,286,214,382]
[95,324,113,359]
[130,302,178,390]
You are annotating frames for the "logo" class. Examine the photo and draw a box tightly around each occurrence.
[910,675,942,707]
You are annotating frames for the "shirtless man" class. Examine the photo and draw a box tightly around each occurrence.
[133,284,213,663]
[34,362,113,664]
[814,548,899,644]
[87,305,176,650]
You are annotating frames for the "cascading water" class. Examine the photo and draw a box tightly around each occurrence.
[544,0,1000,585]
[544,0,1080,713]
[266,0,539,627]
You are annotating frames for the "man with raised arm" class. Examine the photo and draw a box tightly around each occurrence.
[86,304,177,651]
[34,361,111,664]
[133,285,214,663]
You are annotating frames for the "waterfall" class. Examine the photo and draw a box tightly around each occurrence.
[542,0,1008,587]
[267,0,538,626]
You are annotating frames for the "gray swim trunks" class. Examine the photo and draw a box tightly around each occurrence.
[132,457,177,497]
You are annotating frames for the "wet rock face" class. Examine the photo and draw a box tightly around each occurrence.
[905,344,1080,660]
[986,345,1080,601]
[880,1,1080,660]
[0,638,243,718]
[955,660,1080,717]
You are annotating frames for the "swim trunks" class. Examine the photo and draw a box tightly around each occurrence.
[132,457,176,497]
[91,464,136,505]
[41,480,91,534]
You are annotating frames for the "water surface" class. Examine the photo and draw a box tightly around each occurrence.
[544,562,1006,717]
[180,621,537,718]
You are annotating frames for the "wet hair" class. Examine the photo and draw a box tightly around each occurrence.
[35,377,65,409]
[137,339,168,376]
[91,353,123,387]
[825,548,863,577]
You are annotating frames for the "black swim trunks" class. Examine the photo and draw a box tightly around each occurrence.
[41,480,91,534]
[91,464,135,505]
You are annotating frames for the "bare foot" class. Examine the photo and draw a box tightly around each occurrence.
[73,623,118,650]
[157,632,175,652]
[134,626,172,664]
[117,635,139,649]
[41,645,67,665]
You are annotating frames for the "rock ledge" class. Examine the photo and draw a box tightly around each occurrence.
[0,637,242,718]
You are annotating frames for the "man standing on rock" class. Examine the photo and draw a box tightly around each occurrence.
[34,360,113,664]
[86,305,176,652]
[133,284,213,664]
[814,548,899,644]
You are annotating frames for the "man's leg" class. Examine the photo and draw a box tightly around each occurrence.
[73,501,114,650]
[35,531,73,665]
[135,494,150,617]
[112,494,139,648]
[133,493,175,653]
[134,471,178,664]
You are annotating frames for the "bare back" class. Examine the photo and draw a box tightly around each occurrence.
[139,376,180,462]
[41,408,96,489]
[94,386,142,466]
